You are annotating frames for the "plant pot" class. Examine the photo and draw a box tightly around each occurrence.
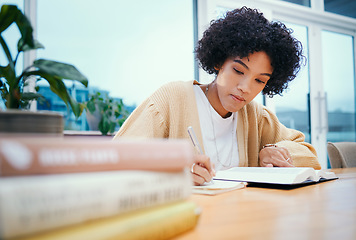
[85,109,101,131]
[0,110,64,136]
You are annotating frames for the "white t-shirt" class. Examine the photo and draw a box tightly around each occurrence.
[193,85,239,171]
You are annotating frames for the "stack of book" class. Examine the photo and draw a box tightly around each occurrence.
[0,136,200,239]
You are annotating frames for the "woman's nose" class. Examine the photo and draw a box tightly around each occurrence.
[237,77,252,94]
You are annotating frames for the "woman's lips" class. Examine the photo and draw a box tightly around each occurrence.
[231,94,245,102]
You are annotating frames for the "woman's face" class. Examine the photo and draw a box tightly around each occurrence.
[213,51,273,117]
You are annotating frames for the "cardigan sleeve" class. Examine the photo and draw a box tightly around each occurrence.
[113,96,168,139]
[258,104,321,169]
[113,80,197,140]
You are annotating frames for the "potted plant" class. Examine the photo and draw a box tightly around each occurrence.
[0,5,88,134]
[84,91,129,136]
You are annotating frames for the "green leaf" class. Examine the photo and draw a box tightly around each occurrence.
[118,118,126,126]
[33,59,88,86]
[117,103,122,112]
[0,64,16,87]
[86,100,96,113]
[14,9,35,51]
[67,96,82,118]
[21,91,43,101]
[18,39,44,52]
[39,74,68,101]
[0,35,15,72]
[78,103,85,115]
[0,65,9,78]
[98,115,110,135]
[19,92,45,109]
[114,111,121,118]
[30,71,82,118]
[0,5,19,33]
[109,122,116,134]
[0,5,36,51]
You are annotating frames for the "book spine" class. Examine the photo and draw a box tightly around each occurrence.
[0,138,193,176]
[19,201,200,240]
[0,170,192,239]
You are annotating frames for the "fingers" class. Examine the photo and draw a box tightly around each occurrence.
[195,154,216,175]
[279,147,292,165]
[191,163,213,184]
[275,158,294,167]
[259,146,294,167]
[273,147,293,167]
[191,154,216,185]
[192,171,209,186]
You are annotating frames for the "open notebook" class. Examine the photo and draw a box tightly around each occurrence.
[213,167,338,189]
[192,180,246,195]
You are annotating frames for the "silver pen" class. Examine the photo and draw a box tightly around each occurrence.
[187,126,203,154]
[187,126,214,184]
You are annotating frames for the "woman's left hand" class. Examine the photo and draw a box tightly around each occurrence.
[259,145,294,167]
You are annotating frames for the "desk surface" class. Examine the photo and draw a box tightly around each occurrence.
[175,168,356,240]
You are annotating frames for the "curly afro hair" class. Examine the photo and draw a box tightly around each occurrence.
[195,7,305,96]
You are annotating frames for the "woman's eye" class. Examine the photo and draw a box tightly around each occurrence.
[233,68,243,75]
[256,79,266,84]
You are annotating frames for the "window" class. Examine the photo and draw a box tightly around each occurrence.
[37,0,194,106]
[322,31,355,142]
[278,0,310,7]
[324,0,356,19]
[35,0,194,130]
[273,23,311,142]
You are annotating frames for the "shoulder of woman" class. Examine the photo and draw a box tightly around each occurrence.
[154,80,194,97]
[146,81,194,108]
[162,80,195,89]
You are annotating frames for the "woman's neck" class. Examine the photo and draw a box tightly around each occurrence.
[203,82,231,118]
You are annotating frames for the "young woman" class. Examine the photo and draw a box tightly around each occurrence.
[114,7,321,185]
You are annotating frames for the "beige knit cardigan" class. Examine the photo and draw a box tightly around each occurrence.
[114,80,321,170]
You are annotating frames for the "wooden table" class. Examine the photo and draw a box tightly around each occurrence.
[175,168,356,240]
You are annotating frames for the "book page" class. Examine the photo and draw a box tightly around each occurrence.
[315,170,338,180]
[214,167,318,185]
[192,180,246,195]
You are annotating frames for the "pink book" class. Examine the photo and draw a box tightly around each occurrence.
[0,136,193,176]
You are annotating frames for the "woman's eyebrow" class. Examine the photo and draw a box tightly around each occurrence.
[234,59,272,77]
[233,59,249,69]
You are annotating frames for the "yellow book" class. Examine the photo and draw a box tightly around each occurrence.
[18,201,201,240]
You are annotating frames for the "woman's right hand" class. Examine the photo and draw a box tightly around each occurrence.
[191,154,216,185]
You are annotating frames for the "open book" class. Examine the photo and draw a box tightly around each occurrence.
[213,167,338,187]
